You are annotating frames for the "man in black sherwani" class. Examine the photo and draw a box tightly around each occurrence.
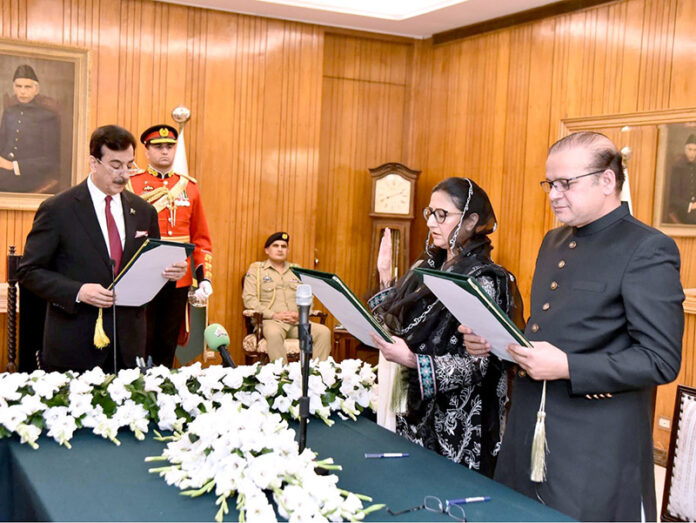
[464,131,684,521]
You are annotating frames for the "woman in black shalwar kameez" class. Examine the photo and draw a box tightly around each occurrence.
[370,177,524,478]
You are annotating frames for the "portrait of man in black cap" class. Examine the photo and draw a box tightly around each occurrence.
[666,132,696,224]
[0,63,60,193]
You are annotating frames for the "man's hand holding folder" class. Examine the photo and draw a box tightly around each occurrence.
[459,325,570,380]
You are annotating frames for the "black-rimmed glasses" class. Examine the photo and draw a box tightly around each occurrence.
[387,495,466,521]
[423,207,464,224]
[539,168,606,193]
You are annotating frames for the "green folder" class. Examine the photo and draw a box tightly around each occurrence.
[291,267,393,343]
[414,267,531,350]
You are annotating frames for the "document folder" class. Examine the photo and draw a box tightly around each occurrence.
[291,267,393,348]
[414,267,530,362]
[110,238,194,307]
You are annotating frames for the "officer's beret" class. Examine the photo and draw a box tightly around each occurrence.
[686,134,696,146]
[13,64,38,82]
[264,232,289,248]
[140,124,178,145]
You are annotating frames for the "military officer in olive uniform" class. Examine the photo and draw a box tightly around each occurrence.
[0,64,60,193]
[242,232,331,363]
[463,132,683,521]
[127,124,213,367]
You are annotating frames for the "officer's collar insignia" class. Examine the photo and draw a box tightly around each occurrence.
[147,165,172,178]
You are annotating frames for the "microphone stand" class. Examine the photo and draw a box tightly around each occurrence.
[110,259,118,374]
[298,316,312,453]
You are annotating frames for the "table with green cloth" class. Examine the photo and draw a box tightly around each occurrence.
[0,416,572,522]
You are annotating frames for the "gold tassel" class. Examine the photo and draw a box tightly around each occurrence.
[93,308,110,349]
[530,380,548,483]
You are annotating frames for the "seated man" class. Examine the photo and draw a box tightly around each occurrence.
[243,232,331,363]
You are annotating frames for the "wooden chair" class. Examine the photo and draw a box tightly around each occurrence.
[242,309,327,365]
[661,384,696,522]
[5,246,44,373]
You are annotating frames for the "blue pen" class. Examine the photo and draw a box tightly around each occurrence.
[364,452,410,458]
[446,496,491,506]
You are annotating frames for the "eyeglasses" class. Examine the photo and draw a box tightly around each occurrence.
[539,168,606,193]
[387,495,466,521]
[423,207,464,224]
[95,158,140,175]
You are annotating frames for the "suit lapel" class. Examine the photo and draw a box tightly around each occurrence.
[73,180,112,271]
[121,191,138,264]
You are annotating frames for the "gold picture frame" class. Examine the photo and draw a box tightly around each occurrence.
[0,39,89,210]
[654,122,696,237]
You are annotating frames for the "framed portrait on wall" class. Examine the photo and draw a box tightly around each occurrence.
[654,121,696,237]
[0,39,89,210]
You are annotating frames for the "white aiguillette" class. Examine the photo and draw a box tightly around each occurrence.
[413,267,531,362]
[109,238,194,307]
[290,267,393,348]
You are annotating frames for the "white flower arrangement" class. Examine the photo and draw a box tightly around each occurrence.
[1,359,380,521]
[0,357,376,451]
[146,401,384,522]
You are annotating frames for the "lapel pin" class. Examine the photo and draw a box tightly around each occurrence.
[130,208,136,215]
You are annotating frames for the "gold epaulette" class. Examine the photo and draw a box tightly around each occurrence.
[177,172,197,184]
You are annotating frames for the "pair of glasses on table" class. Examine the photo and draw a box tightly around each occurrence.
[387,495,467,521]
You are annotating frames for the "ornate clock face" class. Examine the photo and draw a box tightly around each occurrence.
[374,173,411,215]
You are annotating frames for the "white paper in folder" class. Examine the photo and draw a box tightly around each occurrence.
[421,273,522,362]
[296,273,390,349]
[113,244,190,307]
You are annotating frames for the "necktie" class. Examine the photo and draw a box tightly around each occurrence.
[104,195,123,273]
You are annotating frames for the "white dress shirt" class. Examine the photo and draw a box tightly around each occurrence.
[87,175,126,255]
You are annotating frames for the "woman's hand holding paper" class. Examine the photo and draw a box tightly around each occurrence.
[370,333,417,368]
[458,324,492,357]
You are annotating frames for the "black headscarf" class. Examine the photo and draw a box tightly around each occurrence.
[377,177,524,347]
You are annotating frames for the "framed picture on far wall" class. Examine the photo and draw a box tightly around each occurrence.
[654,121,696,237]
[0,39,89,210]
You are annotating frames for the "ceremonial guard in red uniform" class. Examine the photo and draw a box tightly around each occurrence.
[127,125,213,367]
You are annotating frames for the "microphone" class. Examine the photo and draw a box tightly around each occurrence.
[204,323,236,368]
[296,284,313,453]
[110,259,118,374]
[296,284,313,354]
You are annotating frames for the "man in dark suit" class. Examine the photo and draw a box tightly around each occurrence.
[463,132,684,521]
[17,125,187,372]
[0,64,60,193]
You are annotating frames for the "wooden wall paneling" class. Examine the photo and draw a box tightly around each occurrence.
[316,34,411,320]
[636,0,677,112]
[669,0,696,107]
[517,19,557,300]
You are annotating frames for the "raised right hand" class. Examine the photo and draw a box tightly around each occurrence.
[377,227,393,286]
[458,324,492,357]
[78,283,114,308]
